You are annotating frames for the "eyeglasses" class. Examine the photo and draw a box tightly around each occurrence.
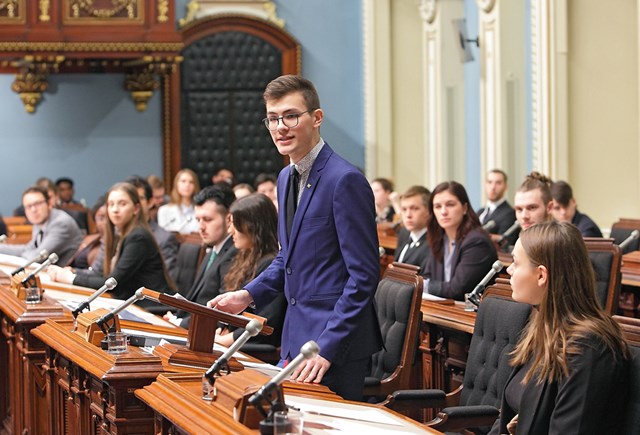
[262,110,312,131]
[24,199,47,210]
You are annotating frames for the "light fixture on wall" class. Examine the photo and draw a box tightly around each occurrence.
[452,18,479,63]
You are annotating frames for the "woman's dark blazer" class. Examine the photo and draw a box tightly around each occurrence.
[231,255,286,347]
[490,335,629,435]
[73,226,173,301]
[425,227,497,300]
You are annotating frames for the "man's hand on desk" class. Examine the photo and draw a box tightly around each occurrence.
[290,355,331,384]
[207,289,253,314]
[47,265,76,284]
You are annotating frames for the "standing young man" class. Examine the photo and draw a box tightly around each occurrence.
[210,75,381,401]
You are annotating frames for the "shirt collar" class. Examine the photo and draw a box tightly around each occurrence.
[212,234,232,254]
[290,137,325,175]
[410,228,427,243]
[486,197,506,210]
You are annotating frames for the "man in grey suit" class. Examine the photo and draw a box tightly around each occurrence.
[164,184,237,328]
[0,186,83,265]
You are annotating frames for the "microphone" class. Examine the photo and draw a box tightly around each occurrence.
[467,260,504,307]
[11,249,48,276]
[204,319,263,384]
[0,234,6,243]
[482,220,497,231]
[249,341,320,407]
[619,230,640,251]
[21,253,58,286]
[497,221,520,244]
[71,277,118,318]
[95,288,145,332]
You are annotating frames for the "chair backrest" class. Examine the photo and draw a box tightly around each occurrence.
[584,237,622,315]
[614,315,640,435]
[611,218,640,254]
[459,291,531,409]
[173,242,206,294]
[368,263,423,391]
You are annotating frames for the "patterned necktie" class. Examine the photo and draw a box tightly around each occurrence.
[286,166,300,238]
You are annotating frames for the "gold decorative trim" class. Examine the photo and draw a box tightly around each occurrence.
[157,0,168,23]
[38,0,50,21]
[0,0,25,23]
[0,42,184,52]
[162,73,173,184]
[10,56,64,113]
[179,0,199,27]
[64,0,144,24]
[263,1,284,28]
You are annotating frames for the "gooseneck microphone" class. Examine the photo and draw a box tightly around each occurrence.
[21,253,58,286]
[71,277,118,318]
[95,288,145,332]
[12,249,48,276]
[497,221,520,244]
[249,341,320,407]
[619,230,640,251]
[482,220,497,231]
[467,260,504,306]
[204,319,263,384]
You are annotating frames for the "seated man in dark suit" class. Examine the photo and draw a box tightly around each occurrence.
[394,185,431,276]
[125,176,179,276]
[477,169,516,243]
[0,186,83,265]
[550,180,603,238]
[55,177,82,206]
[163,184,237,328]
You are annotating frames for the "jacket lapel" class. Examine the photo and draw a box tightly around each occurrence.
[286,145,332,257]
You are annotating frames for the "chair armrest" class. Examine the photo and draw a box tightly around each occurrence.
[363,376,380,387]
[430,405,500,433]
[383,389,447,412]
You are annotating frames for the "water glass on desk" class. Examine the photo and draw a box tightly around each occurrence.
[106,332,128,354]
[25,287,42,304]
[274,409,304,435]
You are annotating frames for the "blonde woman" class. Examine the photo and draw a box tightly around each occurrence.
[157,169,200,234]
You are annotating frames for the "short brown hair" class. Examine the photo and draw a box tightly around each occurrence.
[263,75,320,110]
[400,185,431,208]
[488,168,508,183]
[22,185,49,202]
[371,178,394,193]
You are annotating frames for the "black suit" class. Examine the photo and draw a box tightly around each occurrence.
[425,228,498,301]
[572,210,602,238]
[176,237,237,328]
[477,200,518,242]
[394,229,430,276]
[490,335,629,435]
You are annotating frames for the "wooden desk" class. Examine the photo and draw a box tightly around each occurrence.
[0,284,69,435]
[136,372,443,434]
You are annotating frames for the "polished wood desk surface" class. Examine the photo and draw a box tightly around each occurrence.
[421,299,476,335]
[622,250,640,287]
[136,372,444,434]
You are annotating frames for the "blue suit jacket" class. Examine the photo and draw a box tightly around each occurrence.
[245,143,382,366]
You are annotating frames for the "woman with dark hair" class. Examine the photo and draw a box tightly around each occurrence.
[49,182,175,310]
[424,181,497,300]
[490,221,629,434]
[211,193,285,347]
[157,168,200,234]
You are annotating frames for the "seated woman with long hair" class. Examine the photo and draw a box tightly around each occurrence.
[157,168,200,234]
[211,193,286,348]
[49,182,175,311]
[490,221,629,435]
[424,181,497,300]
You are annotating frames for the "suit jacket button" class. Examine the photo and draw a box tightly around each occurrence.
[290,297,296,305]
[286,267,292,275]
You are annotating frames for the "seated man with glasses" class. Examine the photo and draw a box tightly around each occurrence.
[0,185,83,265]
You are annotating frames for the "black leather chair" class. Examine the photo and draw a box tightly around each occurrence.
[385,289,531,434]
[173,242,205,295]
[584,237,622,315]
[363,262,423,399]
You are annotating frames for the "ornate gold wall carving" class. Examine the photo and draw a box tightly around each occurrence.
[65,0,143,23]
[0,0,25,23]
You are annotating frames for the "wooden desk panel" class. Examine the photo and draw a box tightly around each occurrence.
[136,373,443,434]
